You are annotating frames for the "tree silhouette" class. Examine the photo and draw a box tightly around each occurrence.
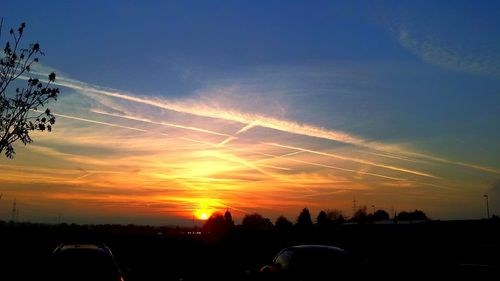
[327,209,346,225]
[372,209,390,221]
[0,20,59,158]
[224,209,234,227]
[242,213,273,231]
[275,215,293,231]
[203,212,227,235]
[411,210,429,221]
[296,208,313,229]
[316,210,329,229]
[351,206,368,224]
[396,210,429,222]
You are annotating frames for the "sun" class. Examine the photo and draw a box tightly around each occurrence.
[194,209,212,220]
[191,198,219,221]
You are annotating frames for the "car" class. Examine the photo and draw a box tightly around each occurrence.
[44,243,124,281]
[260,245,353,281]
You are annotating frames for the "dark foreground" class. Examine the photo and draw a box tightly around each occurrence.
[1,219,499,281]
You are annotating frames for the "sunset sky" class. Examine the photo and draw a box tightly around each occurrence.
[1,1,500,225]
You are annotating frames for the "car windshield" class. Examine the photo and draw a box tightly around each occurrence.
[274,249,294,270]
[290,247,352,274]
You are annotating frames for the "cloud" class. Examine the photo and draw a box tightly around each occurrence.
[395,26,500,78]
[49,77,377,147]
[7,63,499,223]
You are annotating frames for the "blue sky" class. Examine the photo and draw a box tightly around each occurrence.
[1,1,500,224]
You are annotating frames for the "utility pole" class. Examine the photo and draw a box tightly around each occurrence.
[484,195,490,219]
[11,198,17,222]
[352,198,357,217]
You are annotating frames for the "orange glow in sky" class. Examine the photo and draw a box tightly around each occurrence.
[1,72,499,224]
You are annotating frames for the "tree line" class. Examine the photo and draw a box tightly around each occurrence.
[203,207,429,234]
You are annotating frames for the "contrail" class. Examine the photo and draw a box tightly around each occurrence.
[211,143,406,181]
[178,137,407,181]
[20,109,410,182]
[33,74,500,176]
[177,137,289,179]
[91,109,231,137]
[355,150,429,164]
[217,136,237,147]
[218,120,259,146]
[406,152,500,175]
[254,151,303,163]
[235,120,260,135]
[34,110,153,133]
[272,154,407,181]
[255,164,292,171]
[264,142,439,179]
[49,77,372,147]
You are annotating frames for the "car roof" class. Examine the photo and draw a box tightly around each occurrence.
[274,245,351,261]
[54,243,110,254]
[284,245,348,252]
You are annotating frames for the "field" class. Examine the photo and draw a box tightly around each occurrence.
[1,219,499,280]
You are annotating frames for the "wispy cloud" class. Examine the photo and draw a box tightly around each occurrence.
[396,26,500,78]
[4,67,498,223]
[50,75,500,177]
[50,77,376,147]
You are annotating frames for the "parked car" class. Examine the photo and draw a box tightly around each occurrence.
[260,245,353,281]
[44,243,124,281]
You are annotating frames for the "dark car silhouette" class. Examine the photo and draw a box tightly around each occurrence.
[45,243,124,281]
[260,245,353,281]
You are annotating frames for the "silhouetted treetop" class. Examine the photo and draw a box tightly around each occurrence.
[296,208,313,229]
[242,213,273,231]
[0,19,59,158]
[275,215,293,231]
[327,209,346,225]
[372,209,390,221]
[351,206,368,224]
[396,210,429,222]
[316,210,329,228]
[203,213,226,234]
[224,209,234,227]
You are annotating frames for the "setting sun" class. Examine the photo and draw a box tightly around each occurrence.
[194,208,213,221]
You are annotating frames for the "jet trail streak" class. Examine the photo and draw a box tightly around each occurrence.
[264,142,438,179]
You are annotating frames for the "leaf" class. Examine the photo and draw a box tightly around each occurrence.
[48,72,56,81]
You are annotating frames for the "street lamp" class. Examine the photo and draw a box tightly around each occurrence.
[484,195,490,219]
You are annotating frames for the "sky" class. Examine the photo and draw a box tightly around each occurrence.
[1,0,500,225]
